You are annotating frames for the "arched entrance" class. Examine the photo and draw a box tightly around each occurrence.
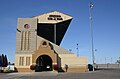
[35,55,53,72]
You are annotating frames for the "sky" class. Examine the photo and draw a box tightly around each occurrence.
[0,0,120,64]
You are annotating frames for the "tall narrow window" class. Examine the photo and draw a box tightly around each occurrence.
[20,31,30,51]
[19,57,24,66]
[26,57,30,66]
[21,31,24,50]
[27,31,30,50]
[24,31,27,50]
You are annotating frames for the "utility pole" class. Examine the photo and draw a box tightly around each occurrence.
[111,57,112,64]
[105,57,106,64]
[76,43,79,56]
[89,2,95,71]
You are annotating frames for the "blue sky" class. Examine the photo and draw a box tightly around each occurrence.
[0,0,120,64]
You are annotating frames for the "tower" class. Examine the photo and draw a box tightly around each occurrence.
[15,11,88,72]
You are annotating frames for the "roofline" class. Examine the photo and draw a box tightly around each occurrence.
[32,11,73,19]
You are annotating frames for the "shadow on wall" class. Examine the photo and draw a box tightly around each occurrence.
[57,56,65,72]
[49,43,54,50]
[58,67,65,72]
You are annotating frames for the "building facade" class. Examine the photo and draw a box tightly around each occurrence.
[15,11,88,72]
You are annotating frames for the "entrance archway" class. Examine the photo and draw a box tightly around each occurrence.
[35,55,53,72]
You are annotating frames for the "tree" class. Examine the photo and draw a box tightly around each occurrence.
[0,55,2,72]
[0,54,8,67]
[1,54,4,67]
[0,54,9,72]
[0,55,2,67]
[116,57,120,64]
[116,60,120,64]
[4,55,8,67]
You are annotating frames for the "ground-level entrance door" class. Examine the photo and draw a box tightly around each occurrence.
[35,55,53,72]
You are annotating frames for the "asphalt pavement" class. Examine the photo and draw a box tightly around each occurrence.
[0,69,120,79]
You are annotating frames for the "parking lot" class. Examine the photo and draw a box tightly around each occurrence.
[0,69,120,79]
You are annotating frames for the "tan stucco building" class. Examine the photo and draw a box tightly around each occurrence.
[15,11,88,72]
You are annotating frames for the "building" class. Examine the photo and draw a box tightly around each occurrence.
[15,11,88,72]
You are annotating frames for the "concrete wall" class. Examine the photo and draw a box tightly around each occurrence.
[58,54,88,72]
[59,54,88,68]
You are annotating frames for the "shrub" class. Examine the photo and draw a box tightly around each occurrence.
[53,64,58,70]
[30,64,36,70]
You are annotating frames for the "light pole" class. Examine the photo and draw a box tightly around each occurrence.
[89,2,95,71]
[111,57,112,64]
[105,57,106,64]
[76,43,79,56]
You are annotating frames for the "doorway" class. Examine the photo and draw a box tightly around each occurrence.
[35,55,53,72]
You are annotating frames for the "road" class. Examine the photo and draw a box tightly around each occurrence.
[0,69,120,79]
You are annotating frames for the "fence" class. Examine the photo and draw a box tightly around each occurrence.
[95,64,120,69]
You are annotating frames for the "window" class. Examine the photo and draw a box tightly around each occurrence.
[57,17,63,20]
[26,57,30,66]
[48,15,63,20]
[48,17,53,20]
[24,31,27,50]
[49,15,61,17]
[19,57,24,66]
[21,31,24,50]
[42,41,47,45]
[24,24,30,29]
[21,31,30,51]
[27,31,30,50]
